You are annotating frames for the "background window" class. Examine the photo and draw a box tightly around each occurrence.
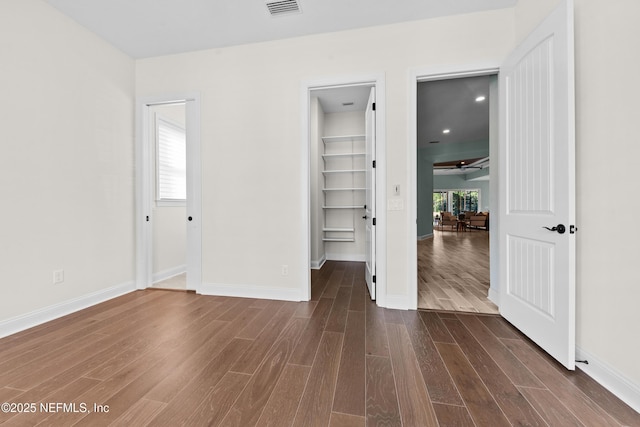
[433,189,480,217]
[157,117,186,201]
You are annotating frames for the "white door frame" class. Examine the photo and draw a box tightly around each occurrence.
[408,64,499,310]
[301,74,386,306]
[135,93,202,292]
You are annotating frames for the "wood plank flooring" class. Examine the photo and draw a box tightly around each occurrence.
[1,261,638,426]
[418,229,499,314]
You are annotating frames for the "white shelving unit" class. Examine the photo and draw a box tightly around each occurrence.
[321,135,366,243]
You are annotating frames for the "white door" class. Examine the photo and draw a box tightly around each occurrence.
[136,94,201,292]
[499,0,576,369]
[185,98,202,291]
[364,88,376,299]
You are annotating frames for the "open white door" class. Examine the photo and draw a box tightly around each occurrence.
[185,98,202,291]
[499,0,576,369]
[364,88,376,299]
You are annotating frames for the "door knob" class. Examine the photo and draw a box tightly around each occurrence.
[188,216,193,221]
[543,224,565,234]
[362,215,368,219]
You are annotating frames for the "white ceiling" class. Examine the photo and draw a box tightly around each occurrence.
[45,0,517,59]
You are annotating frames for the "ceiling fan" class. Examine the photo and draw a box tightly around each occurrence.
[455,161,483,169]
[433,157,489,170]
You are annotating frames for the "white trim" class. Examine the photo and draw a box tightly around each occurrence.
[576,346,640,414]
[156,199,187,207]
[418,233,433,241]
[152,264,186,284]
[200,283,303,302]
[385,295,411,310]
[185,96,202,291]
[136,93,202,293]
[408,63,500,311]
[488,287,500,305]
[301,73,387,307]
[311,255,326,270]
[0,281,135,339]
[326,253,366,263]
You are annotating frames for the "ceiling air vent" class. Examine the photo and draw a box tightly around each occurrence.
[266,0,301,17]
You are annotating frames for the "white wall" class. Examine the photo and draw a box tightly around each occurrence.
[149,104,187,280]
[135,8,515,296]
[0,0,135,329]
[573,0,640,403]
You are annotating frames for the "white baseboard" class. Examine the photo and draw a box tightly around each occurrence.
[418,233,433,240]
[326,253,366,262]
[488,287,500,306]
[575,346,640,414]
[152,264,186,283]
[200,282,304,302]
[311,255,326,270]
[0,281,136,339]
[384,294,411,310]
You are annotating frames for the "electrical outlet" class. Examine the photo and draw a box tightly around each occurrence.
[281,265,289,276]
[53,270,64,284]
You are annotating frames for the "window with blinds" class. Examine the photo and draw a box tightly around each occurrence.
[157,117,186,202]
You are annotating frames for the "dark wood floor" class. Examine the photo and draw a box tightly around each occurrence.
[0,261,638,426]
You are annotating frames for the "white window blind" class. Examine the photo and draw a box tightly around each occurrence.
[157,117,186,201]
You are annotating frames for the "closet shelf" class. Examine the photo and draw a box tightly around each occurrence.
[322,169,366,174]
[319,134,365,246]
[321,135,365,144]
[322,153,365,159]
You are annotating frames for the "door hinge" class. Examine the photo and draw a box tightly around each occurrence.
[373,275,376,283]
[570,225,578,234]
[146,216,149,222]
[372,160,376,168]
[373,218,376,226]
[372,102,376,111]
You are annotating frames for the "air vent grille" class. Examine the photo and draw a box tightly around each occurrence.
[266,0,301,16]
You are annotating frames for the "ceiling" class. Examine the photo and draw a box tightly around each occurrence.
[314,86,372,114]
[45,0,517,59]
[418,75,491,148]
[418,75,492,176]
[433,157,490,179]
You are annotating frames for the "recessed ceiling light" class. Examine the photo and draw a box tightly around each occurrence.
[475,95,486,102]
[442,129,450,134]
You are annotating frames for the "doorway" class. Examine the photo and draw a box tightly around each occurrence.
[136,94,202,292]
[416,75,497,314]
[408,66,500,312]
[302,75,386,306]
[149,103,187,290]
